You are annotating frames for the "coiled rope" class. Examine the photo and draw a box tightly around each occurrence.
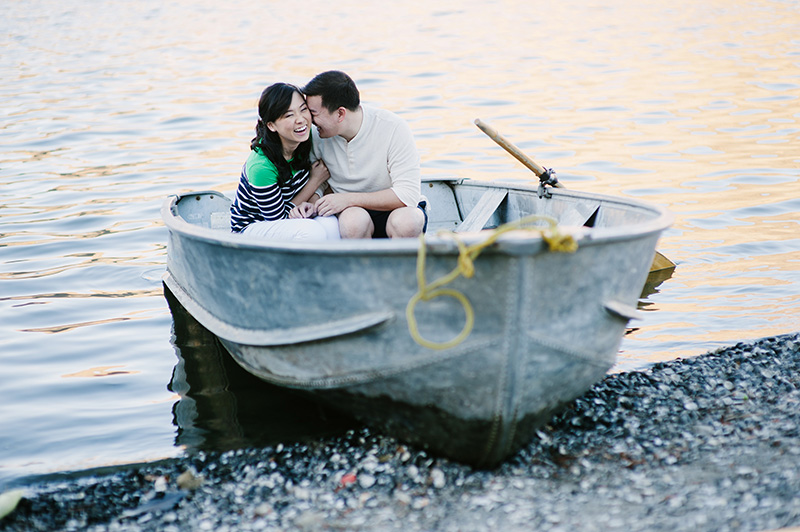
[406,214,578,350]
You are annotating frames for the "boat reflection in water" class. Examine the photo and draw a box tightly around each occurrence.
[165,286,359,453]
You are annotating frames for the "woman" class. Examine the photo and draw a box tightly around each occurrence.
[230,83,340,240]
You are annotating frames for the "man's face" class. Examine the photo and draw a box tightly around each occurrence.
[306,95,339,139]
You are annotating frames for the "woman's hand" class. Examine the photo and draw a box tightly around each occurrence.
[309,160,330,185]
[288,202,317,219]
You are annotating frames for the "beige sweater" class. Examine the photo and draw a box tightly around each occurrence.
[311,105,421,207]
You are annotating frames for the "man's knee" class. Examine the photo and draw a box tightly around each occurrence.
[386,207,425,238]
[338,207,373,239]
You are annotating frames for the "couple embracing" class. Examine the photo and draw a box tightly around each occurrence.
[230,71,427,241]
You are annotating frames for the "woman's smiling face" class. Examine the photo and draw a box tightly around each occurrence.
[267,91,312,154]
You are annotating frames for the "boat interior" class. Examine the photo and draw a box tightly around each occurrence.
[421,178,653,234]
[171,177,658,236]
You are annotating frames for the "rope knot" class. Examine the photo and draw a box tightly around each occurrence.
[543,230,578,253]
[455,239,476,278]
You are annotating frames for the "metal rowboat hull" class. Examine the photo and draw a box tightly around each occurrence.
[161,177,672,466]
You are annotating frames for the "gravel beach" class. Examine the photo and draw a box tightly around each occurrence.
[3,332,799,532]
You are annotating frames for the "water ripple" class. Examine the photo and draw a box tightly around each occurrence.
[2,0,800,485]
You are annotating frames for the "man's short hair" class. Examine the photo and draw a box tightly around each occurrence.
[303,71,360,113]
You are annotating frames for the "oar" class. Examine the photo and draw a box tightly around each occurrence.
[474,119,563,188]
[474,118,675,274]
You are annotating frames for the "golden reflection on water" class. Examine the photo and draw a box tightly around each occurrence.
[62,365,139,379]
[23,315,140,334]
[11,0,796,365]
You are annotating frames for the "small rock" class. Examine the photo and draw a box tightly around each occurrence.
[176,470,203,491]
[431,468,446,489]
[358,474,376,489]
[153,476,167,493]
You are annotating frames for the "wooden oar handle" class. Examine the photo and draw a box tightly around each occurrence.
[474,119,548,176]
[474,119,565,189]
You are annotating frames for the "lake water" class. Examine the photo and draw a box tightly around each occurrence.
[2,0,799,487]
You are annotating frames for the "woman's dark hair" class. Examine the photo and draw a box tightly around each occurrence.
[303,70,360,113]
[250,83,312,187]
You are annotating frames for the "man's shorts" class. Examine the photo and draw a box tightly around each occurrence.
[366,201,428,239]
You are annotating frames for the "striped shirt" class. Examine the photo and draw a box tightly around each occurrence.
[230,148,310,233]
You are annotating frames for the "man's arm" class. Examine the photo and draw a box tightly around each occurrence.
[290,160,329,206]
[315,188,404,217]
[384,118,422,208]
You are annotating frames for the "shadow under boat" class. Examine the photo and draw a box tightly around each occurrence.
[165,285,359,453]
[623,257,675,340]
[639,264,675,301]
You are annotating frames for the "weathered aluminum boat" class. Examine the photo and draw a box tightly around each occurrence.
[161,176,672,467]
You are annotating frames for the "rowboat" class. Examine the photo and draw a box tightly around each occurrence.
[161,176,672,467]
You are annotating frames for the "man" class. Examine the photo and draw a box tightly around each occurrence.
[302,71,426,239]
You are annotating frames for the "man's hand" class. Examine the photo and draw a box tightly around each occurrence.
[288,202,317,219]
[309,160,330,185]
[315,193,355,217]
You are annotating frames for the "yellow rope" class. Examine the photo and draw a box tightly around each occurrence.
[406,214,578,350]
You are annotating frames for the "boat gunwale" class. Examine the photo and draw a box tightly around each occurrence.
[160,178,673,256]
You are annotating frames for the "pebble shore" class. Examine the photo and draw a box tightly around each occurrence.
[3,332,799,532]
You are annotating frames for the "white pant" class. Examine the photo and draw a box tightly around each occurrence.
[242,215,340,241]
